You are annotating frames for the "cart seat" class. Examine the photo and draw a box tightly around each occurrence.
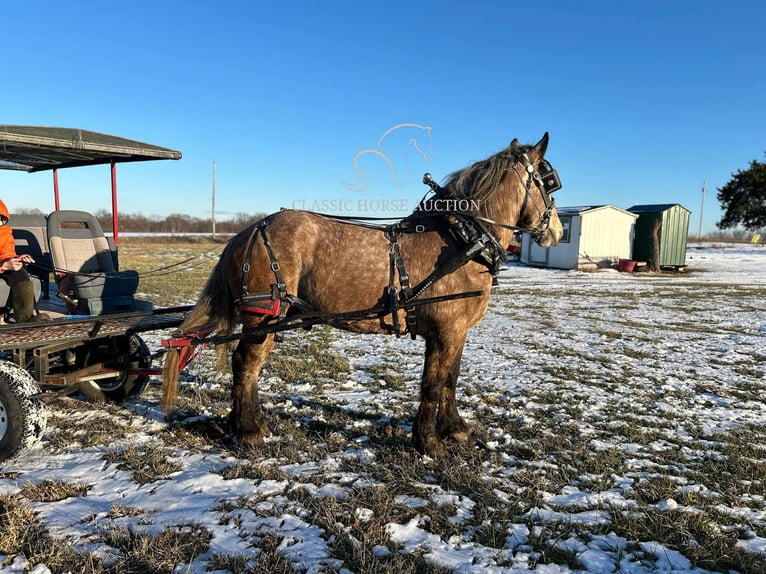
[47,210,139,315]
[9,213,52,299]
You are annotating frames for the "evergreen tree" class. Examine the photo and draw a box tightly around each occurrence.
[717,155,766,230]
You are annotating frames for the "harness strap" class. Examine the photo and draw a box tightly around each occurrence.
[386,226,416,338]
[403,229,493,305]
[236,217,316,320]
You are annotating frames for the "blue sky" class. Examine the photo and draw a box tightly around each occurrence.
[1,0,764,233]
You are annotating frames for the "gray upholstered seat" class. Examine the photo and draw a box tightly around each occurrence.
[8,213,52,299]
[47,210,139,315]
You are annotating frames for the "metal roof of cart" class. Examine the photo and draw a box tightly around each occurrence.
[0,125,181,172]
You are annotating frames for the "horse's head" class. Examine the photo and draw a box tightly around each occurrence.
[438,133,564,248]
[509,132,563,248]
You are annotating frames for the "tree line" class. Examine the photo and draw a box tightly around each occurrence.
[95,210,269,234]
[14,209,268,234]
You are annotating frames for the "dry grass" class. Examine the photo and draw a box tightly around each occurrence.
[118,236,226,306]
[1,239,765,573]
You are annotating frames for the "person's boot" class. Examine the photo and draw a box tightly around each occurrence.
[11,280,50,322]
[27,311,52,322]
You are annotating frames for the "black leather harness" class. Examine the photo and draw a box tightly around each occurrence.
[233,155,561,341]
[234,208,508,340]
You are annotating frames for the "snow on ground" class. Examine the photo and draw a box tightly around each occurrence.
[1,242,764,573]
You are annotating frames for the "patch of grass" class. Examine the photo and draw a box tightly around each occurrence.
[608,507,766,573]
[265,326,350,384]
[102,523,212,573]
[0,493,55,559]
[0,493,101,573]
[365,362,407,391]
[102,444,183,484]
[46,408,132,451]
[251,532,303,574]
[205,553,251,573]
[687,427,766,502]
[216,461,289,482]
[528,526,583,570]
[633,475,680,504]
[119,237,224,306]
[18,480,91,502]
[107,504,145,519]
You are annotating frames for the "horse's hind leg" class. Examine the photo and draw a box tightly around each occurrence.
[230,333,275,446]
[437,340,471,442]
[412,334,467,457]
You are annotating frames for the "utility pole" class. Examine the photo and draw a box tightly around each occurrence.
[212,160,216,238]
[697,180,705,243]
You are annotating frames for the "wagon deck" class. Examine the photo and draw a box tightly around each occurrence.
[0,306,190,351]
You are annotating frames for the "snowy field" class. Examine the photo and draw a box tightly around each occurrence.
[1,242,764,573]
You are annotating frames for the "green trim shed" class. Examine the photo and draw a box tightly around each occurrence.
[627,203,691,268]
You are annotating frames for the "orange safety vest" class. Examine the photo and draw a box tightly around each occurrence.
[0,199,18,262]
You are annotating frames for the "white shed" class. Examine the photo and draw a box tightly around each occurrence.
[520,205,638,269]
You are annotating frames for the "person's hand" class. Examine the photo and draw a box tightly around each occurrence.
[1,257,24,272]
[18,253,35,265]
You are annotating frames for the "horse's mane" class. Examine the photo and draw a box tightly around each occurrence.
[442,143,529,203]
[409,140,535,224]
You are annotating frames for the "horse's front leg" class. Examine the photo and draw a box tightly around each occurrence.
[412,336,464,457]
[436,339,471,442]
[230,334,275,446]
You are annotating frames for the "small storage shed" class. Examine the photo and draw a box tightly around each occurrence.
[520,205,638,269]
[627,204,690,268]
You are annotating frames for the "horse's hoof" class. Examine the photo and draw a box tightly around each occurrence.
[449,430,471,443]
[413,435,447,458]
[438,419,472,442]
[239,432,267,447]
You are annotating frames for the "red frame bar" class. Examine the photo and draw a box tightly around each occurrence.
[111,161,119,243]
[52,163,120,242]
[53,169,61,210]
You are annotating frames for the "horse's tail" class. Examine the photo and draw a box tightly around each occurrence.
[161,251,237,411]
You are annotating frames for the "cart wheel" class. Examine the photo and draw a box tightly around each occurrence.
[77,335,152,404]
[0,361,48,462]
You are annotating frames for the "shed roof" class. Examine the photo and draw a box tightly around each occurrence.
[557,204,637,218]
[628,203,690,214]
[0,125,181,172]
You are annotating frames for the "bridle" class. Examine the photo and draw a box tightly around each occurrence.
[511,152,562,238]
[420,151,562,239]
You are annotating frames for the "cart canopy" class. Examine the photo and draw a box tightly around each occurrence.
[0,125,181,172]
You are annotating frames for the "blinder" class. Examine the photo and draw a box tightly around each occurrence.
[537,159,562,195]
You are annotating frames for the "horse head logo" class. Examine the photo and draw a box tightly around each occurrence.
[342,123,434,192]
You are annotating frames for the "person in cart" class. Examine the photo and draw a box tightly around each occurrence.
[0,199,50,322]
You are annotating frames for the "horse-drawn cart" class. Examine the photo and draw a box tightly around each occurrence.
[2,126,565,461]
[0,125,190,461]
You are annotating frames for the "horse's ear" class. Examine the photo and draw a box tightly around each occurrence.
[531,132,550,161]
[509,138,521,151]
